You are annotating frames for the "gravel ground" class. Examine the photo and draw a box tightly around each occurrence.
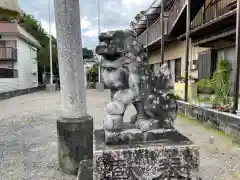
[0,90,239,180]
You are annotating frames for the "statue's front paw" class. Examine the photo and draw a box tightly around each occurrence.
[136,119,152,132]
[104,114,123,131]
[104,130,121,144]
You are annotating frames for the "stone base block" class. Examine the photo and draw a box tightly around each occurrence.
[46,83,57,92]
[104,122,181,145]
[77,160,93,180]
[96,83,104,91]
[57,116,93,175]
[93,129,200,180]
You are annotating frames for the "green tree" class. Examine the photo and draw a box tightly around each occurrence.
[134,10,145,21]
[87,64,98,82]
[83,48,94,59]
[212,59,232,105]
[18,14,58,68]
[0,13,57,70]
[0,13,93,82]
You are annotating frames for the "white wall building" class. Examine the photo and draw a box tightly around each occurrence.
[0,22,40,93]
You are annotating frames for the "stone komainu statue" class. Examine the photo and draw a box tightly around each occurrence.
[95,30,177,144]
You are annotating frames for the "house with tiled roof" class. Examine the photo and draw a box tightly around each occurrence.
[0,21,40,93]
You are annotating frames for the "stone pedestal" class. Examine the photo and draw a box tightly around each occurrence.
[96,82,104,91]
[57,116,93,175]
[93,129,200,180]
[77,160,93,180]
[46,83,57,92]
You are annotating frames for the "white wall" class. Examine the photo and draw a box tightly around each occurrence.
[153,63,161,75]
[17,37,38,90]
[18,25,40,47]
[0,78,18,93]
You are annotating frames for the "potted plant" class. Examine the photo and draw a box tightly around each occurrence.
[178,76,185,83]
[189,76,196,83]
[211,59,233,112]
[214,104,232,113]
[196,78,214,94]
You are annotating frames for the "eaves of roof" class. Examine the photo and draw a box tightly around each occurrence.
[0,22,41,48]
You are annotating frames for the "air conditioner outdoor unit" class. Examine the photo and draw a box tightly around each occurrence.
[191,64,197,70]
[32,69,37,73]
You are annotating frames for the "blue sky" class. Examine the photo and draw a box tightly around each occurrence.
[19,0,152,50]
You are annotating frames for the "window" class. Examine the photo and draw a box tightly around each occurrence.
[175,58,181,82]
[153,63,161,75]
[0,68,18,78]
[198,50,217,79]
[166,58,181,82]
[150,64,154,72]
[190,60,198,70]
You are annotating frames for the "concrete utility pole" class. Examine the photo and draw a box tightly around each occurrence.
[96,0,104,91]
[233,0,240,114]
[98,0,101,83]
[53,0,93,175]
[48,0,53,85]
[160,0,165,65]
[184,0,190,102]
[46,0,56,91]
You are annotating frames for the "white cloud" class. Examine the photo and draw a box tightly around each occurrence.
[82,25,132,38]
[122,0,146,8]
[20,0,152,48]
[119,0,151,23]
[40,20,56,37]
[82,29,98,38]
[81,16,92,29]
[40,16,92,38]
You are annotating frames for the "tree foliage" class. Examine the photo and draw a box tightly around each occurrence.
[83,47,94,59]
[196,59,232,106]
[212,59,232,105]
[88,64,98,74]
[18,14,58,68]
[87,64,98,82]
[129,10,145,30]
[0,13,57,69]
[134,11,145,21]
[0,13,94,74]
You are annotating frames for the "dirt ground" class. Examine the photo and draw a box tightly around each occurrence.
[0,90,239,180]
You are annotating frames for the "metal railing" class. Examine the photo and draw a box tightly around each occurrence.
[0,47,17,60]
[137,17,166,47]
[167,0,187,34]
[191,0,237,29]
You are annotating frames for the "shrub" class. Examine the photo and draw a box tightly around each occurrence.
[196,78,214,93]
